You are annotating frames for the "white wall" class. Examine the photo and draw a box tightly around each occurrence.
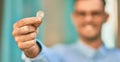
[102,0,118,48]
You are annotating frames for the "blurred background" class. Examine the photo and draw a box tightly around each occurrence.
[0,0,119,62]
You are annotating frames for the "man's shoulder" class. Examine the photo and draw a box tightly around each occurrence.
[107,48,120,53]
[106,48,120,57]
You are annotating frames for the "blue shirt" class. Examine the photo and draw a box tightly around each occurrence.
[22,40,120,62]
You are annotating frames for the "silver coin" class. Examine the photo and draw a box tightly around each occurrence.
[36,10,45,19]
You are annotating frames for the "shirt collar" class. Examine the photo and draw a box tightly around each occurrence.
[74,40,107,59]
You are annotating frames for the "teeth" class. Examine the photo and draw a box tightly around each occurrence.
[36,10,45,19]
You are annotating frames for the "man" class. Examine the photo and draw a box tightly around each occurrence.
[12,0,120,62]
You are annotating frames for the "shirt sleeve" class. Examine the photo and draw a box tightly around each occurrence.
[22,39,49,62]
[22,39,66,62]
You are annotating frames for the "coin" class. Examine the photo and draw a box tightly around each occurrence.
[36,10,45,19]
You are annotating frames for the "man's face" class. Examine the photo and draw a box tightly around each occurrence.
[72,0,108,40]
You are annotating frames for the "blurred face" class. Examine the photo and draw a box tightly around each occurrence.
[72,0,108,40]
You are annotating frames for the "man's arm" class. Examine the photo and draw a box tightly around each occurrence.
[23,42,40,58]
[12,17,64,62]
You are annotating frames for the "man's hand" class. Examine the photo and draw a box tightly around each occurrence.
[12,17,42,58]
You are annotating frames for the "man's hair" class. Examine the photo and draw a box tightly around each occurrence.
[74,0,106,6]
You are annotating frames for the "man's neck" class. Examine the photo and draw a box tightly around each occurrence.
[80,37,102,50]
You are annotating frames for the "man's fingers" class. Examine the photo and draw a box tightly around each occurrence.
[35,28,39,35]
[15,32,36,42]
[12,25,36,36]
[18,40,36,50]
[13,17,42,29]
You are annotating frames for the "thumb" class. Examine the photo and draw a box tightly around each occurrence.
[33,17,42,27]
[34,11,44,27]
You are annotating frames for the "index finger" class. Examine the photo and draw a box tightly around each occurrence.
[13,17,42,29]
